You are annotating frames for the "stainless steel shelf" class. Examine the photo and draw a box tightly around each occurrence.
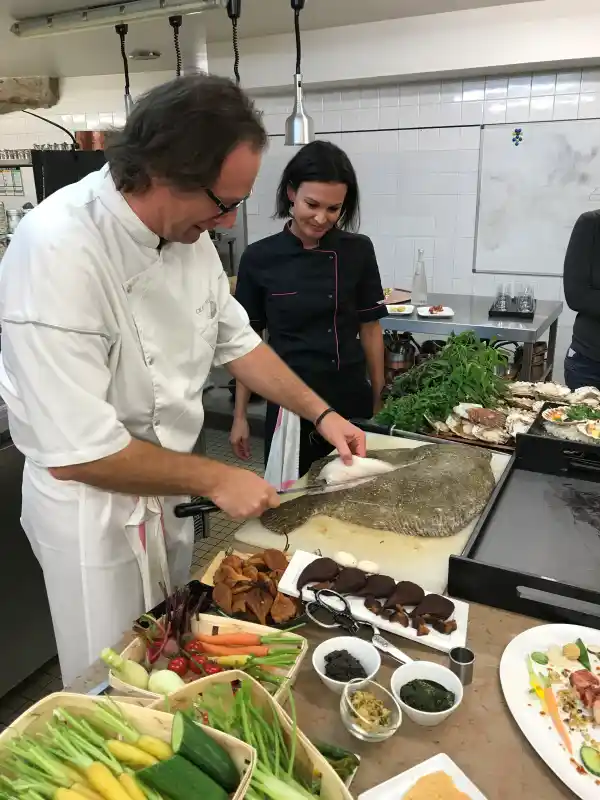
[0,160,32,167]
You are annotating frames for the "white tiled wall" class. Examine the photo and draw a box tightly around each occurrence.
[0,72,174,209]
[249,68,600,381]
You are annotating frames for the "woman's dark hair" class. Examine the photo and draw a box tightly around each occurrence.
[106,74,267,193]
[275,140,360,231]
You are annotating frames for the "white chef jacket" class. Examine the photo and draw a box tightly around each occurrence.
[0,165,261,684]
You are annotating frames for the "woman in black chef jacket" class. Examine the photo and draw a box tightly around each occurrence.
[231,140,386,477]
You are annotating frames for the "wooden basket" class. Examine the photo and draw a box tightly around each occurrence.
[109,612,308,704]
[149,670,354,800]
[0,692,255,800]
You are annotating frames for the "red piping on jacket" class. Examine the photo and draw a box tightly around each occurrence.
[357,303,383,312]
[271,292,298,296]
[314,249,340,371]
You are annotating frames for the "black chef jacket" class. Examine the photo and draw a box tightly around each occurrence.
[235,224,387,380]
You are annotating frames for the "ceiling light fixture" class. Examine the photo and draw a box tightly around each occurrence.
[285,0,314,147]
[10,0,225,39]
[226,0,242,86]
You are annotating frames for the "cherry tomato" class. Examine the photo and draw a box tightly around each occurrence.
[203,663,224,676]
[188,653,209,675]
[184,640,204,655]
[167,656,188,677]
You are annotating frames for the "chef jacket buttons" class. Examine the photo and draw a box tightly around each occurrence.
[328,328,332,333]
[126,285,132,294]
[328,294,333,299]
[147,356,154,366]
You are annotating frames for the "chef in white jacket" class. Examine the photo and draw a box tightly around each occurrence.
[0,75,365,685]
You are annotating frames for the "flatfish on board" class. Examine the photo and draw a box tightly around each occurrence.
[261,444,495,538]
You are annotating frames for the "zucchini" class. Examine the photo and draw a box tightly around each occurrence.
[138,754,228,800]
[581,746,600,777]
[171,711,239,791]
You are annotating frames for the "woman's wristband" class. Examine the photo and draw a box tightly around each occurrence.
[314,407,336,429]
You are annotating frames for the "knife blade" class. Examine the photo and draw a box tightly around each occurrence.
[173,478,366,517]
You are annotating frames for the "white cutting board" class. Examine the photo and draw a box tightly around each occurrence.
[235,433,510,594]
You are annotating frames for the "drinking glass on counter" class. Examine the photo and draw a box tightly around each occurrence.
[493,283,511,312]
[516,284,535,314]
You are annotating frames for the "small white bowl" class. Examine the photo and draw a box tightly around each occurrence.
[312,636,381,695]
[390,660,463,727]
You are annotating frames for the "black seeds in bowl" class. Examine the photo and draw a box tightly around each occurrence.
[323,649,368,682]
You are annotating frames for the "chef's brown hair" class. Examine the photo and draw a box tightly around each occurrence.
[106,74,267,194]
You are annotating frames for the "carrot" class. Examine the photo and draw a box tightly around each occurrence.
[544,685,572,754]
[200,642,270,657]
[196,633,261,646]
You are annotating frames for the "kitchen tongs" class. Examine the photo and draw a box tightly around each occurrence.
[173,479,353,517]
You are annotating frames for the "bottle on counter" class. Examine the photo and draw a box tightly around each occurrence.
[412,248,428,306]
[0,202,7,237]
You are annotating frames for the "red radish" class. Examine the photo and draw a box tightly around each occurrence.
[163,637,180,658]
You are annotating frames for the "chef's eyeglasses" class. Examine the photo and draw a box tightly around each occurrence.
[205,186,251,217]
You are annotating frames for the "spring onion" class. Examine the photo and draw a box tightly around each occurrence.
[195,679,322,799]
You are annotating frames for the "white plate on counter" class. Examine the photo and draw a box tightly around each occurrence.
[358,753,487,800]
[417,305,454,318]
[278,550,468,654]
[385,304,414,316]
[500,623,600,800]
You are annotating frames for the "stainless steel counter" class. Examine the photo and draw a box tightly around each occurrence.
[381,293,563,380]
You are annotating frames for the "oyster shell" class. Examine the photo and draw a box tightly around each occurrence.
[432,420,450,434]
[507,381,535,397]
[453,402,482,420]
[570,385,600,402]
[509,395,537,410]
[472,425,510,444]
[505,410,534,437]
[466,407,507,429]
[533,382,571,400]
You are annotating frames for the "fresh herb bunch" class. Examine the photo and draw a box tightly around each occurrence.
[376,331,508,432]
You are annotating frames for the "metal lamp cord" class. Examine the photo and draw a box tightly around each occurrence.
[231,16,240,85]
[294,10,301,74]
[115,23,131,103]
[169,16,183,77]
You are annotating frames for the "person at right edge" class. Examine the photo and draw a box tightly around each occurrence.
[563,210,600,390]
[231,141,387,476]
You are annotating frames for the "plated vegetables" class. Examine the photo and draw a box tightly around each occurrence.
[527,639,600,779]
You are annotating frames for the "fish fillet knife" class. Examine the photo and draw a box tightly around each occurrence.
[173,477,372,517]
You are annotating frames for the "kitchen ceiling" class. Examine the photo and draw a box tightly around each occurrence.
[2,0,538,77]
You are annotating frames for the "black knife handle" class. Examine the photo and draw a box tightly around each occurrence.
[174,499,220,517]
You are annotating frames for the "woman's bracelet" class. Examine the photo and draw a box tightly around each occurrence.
[314,407,336,429]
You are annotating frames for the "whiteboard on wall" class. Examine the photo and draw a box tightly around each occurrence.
[475,119,600,277]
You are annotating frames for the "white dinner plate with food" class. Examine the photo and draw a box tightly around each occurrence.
[385,304,414,316]
[417,305,454,318]
[278,550,468,654]
[358,753,486,800]
[499,623,600,799]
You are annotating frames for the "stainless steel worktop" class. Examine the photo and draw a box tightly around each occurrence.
[381,292,562,341]
[380,292,563,380]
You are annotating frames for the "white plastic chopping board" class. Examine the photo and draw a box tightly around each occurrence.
[278,550,468,653]
[499,623,600,800]
[235,432,510,594]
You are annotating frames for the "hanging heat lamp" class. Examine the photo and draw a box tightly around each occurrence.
[115,23,133,116]
[285,0,314,146]
[226,0,242,85]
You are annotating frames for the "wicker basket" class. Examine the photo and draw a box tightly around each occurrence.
[109,612,308,704]
[0,692,255,799]
[149,670,353,800]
